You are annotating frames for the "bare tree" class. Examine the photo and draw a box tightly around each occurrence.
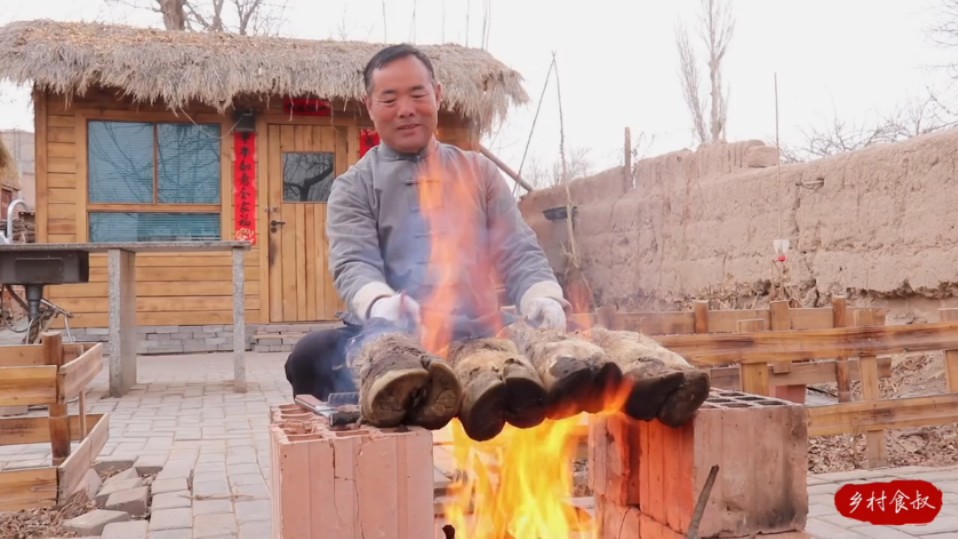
[110,0,287,35]
[675,0,735,146]
[784,90,958,162]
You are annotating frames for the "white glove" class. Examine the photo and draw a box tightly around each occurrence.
[369,293,421,326]
[525,297,567,331]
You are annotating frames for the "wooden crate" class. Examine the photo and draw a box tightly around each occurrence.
[0,331,110,511]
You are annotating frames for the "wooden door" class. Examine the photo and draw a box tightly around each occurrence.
[266,124,347,322]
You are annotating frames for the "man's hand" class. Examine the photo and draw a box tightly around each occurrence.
[369,293,421,327]
[525,297,567,331]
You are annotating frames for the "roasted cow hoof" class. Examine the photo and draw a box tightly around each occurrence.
[657,370,711,427]
[407,358,463,430]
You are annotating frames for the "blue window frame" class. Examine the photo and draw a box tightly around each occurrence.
[87,120,222,242]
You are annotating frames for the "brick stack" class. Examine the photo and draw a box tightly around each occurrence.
[589,389,812,539]
[268,403,435,539]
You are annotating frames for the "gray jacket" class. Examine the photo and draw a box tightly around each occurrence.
[326,138,563,336]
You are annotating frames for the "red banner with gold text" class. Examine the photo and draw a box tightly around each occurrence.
[234,131,257,244]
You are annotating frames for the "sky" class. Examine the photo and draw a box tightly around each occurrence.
[1,0,956,184]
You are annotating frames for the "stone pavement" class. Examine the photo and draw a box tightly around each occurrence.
[0,350,956,538]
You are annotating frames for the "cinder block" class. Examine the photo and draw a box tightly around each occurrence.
[589,389,808,538]
[269,404,434,539]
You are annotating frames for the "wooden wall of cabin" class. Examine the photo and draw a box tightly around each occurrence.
[35,87,480,329]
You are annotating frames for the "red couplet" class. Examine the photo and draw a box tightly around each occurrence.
[835,479,943,526]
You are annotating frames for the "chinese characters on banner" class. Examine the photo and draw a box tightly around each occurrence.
[234,131,257,244]
[360,128,380,158]
[835,479,942,526]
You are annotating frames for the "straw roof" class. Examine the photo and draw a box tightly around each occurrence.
[0,137,19,191]
[0,19,529,132]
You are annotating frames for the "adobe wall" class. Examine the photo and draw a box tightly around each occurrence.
[518,129,958,322]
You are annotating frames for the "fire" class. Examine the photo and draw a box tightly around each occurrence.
[415,149,632,538]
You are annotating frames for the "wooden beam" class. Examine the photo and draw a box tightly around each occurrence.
[478,145,534,192]
[0,467,58,512]
[0,413,105,446]
[708,357,893,390]
[58,343,103,403]
[737,319,770,395]
[808,394,958,437]
[654,321,958,365]
[0,345,48,367]
[57,412,110,504]
[42,332,70,465]
[0,366,58,406]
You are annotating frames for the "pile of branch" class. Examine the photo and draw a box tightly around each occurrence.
[353,319,711,441]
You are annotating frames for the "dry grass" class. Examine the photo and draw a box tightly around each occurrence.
[0,19,529,133]
[0,490,93,539]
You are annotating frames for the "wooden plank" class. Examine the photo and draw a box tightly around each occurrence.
[0,366,58,406]
[256,115,272,329]
[295,202,307,321]
[47,142,75,159]
[832,296,852,402]
[653,320,958,365]
[280,125,298,322]
[693,301,709,333]
[65,309,265,328]
[75,116,89,242]
[0,345,47,367]
[57,412,110,504]
[48,280,261,299]
[0,467,58,511]
[788,308,833,330]
[940,309,958,392]
[708,356,893,390]
[47,126,75,143]
[305,204,317,319]
[0,413,105,446]
[855,309,886,468]
[59,343,104,402]
[808,394,958,436]
[617,311,695,335]
[267,124,284,322]
[708,310,771,333]
[55,295,261,313]
[35,90,49,242]
[47,172,76,189]
[47,114,75,128]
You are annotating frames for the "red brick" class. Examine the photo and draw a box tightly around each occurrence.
[588,389,809,538]
[269,404,434,539]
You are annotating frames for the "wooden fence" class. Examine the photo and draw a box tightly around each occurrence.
[583,297,958,469]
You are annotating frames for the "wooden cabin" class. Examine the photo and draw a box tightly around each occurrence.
[0,19,529,334]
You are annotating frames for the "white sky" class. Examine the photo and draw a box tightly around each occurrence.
[1,0,956,181]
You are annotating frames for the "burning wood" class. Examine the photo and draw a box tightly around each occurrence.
[586,326,711,427]
[506,321,624,419]
[446,337,548,442]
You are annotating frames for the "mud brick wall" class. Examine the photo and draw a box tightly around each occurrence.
[268,403,434,539]
[519,130,958,318]
[589,389,809,538]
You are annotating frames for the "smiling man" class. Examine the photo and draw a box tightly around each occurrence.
[284,43,568,430]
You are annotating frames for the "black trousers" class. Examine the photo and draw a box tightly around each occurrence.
[283,323,363,401]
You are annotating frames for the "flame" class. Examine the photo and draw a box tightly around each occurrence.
[415,147,631,538]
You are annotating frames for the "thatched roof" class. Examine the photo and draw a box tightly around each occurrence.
[0,19,529,132]
[0,137,19,191]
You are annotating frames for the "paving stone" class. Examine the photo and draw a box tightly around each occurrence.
[94,458,135,475]
[815,468,901,482]
[102,519,149,539]
[238,520,272,539]
[151,477,189,495]
[105,486,150,516]
[228,473,265,486]
[76,468,102,501]
[134,454,167,476]
[891,515,958,535]
[151,490,192,510]
[150,508,193,531]
[103,466,139,487]
[147,529,193,539]
[96,477,145,507]
[234,499,271,523]
[193,499,233,516]
[193,512,238,538]
[63,509,131,536]
[805,517,872,538]
[849,524,923,538]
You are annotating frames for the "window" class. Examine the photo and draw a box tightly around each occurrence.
[283,152,335,202]
[87,120,222,242]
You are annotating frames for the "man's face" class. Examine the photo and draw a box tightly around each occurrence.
[364,55,442,154]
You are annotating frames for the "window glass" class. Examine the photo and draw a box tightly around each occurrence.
[88,121,154,203]
[158,123,221,204]
[283,152,335,202]
[89,212,220,242]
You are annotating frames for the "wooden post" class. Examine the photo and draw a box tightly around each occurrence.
[693,301,709,334]
[737,319,770,395]
[108,248,136,397]
[856,308,886,469]
[42,331,70,466]
[832,296,852,402]
[940,309,958,392]
[769,300,805,403]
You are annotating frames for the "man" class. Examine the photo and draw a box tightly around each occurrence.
[284,44,568,427]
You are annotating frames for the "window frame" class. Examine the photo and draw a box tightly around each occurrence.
[81,115,230,243]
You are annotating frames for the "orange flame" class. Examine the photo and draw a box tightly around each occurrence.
[415,148,631,538]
